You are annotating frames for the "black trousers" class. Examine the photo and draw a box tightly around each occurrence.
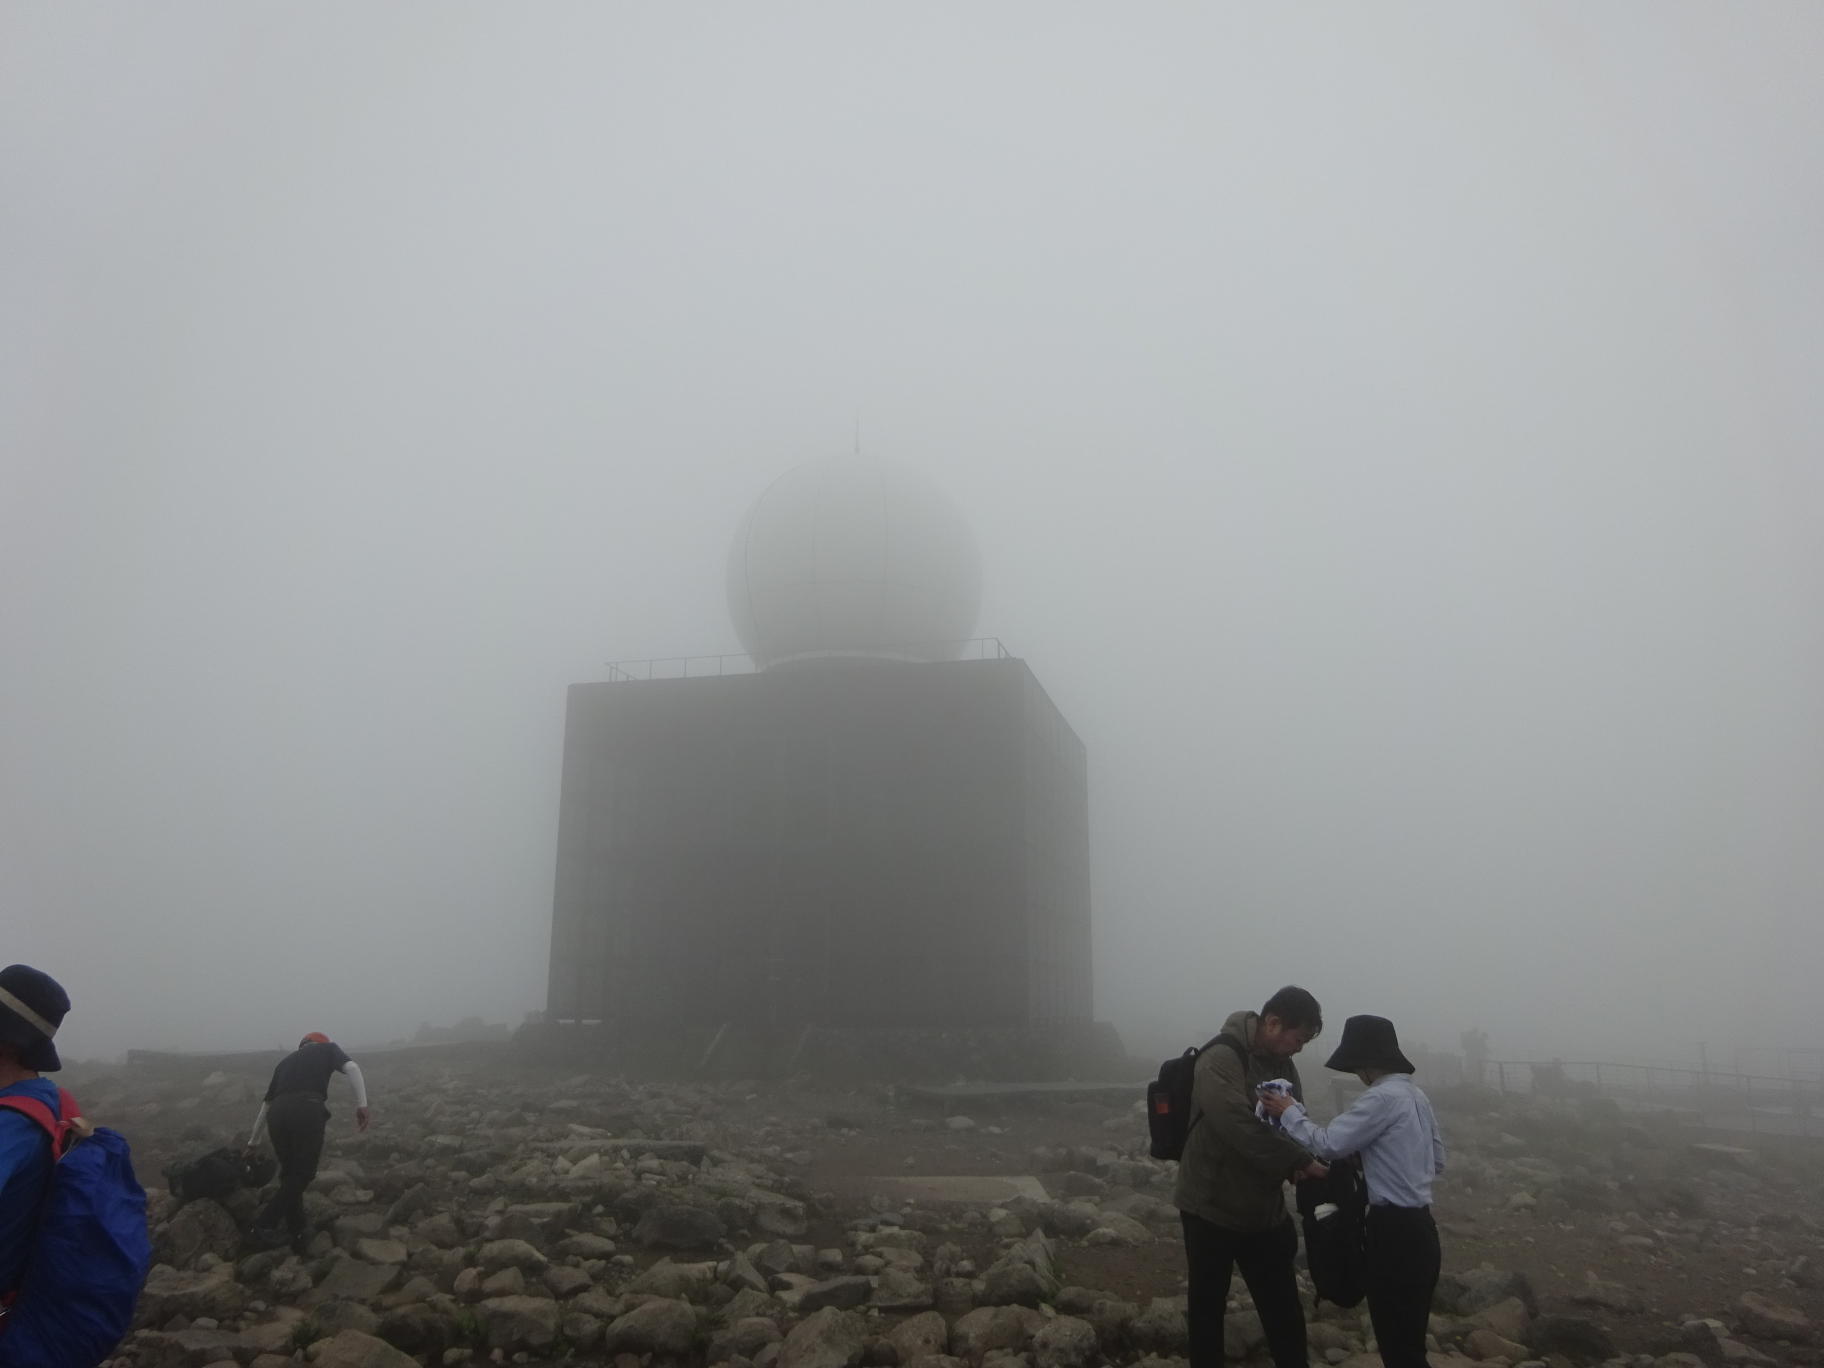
[1180,1211,1307,1368]
[1365,1205,1441,1368]
[256,1093,329,1237]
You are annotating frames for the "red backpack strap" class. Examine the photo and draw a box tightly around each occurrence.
[0,1091,73,1155]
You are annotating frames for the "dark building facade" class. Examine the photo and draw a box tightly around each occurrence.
[546,654,1090,1030]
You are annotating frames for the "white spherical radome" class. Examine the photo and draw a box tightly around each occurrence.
[727,459,983,669]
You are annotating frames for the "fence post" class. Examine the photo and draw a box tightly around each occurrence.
[1496,1061,1506,1094]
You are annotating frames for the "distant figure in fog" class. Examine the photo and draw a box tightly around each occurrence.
[246,1032,369,1252]
[1173,985,1329,1368]
[1261,1015,1445,1368]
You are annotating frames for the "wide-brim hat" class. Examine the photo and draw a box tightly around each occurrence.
[0,964,69,1073]
[1323,1014,1415,1075]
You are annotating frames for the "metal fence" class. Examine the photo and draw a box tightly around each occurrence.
[1485,1058,1824,1140]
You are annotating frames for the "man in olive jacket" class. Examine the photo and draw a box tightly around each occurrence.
[1174,985,1328,1367]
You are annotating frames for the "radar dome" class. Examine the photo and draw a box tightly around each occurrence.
[727,458,983,669]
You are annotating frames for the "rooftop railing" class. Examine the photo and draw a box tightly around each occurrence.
[602,637,1012,681]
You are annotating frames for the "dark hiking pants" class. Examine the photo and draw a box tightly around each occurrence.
[1180,1211,1307,1367]
[1365,1205,1441,1368]
[256,1093,329,1237]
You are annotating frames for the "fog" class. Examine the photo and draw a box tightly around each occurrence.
[4,5,1821,1074]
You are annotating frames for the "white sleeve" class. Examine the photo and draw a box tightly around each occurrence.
[339,1059,368,1108]
[1277,1086,1401,1161]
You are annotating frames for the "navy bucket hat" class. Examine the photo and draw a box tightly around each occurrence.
[0,964,70,1073]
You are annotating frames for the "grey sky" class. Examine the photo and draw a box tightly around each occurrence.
[4,5,1820,1070]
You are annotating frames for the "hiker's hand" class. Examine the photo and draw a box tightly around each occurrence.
[1259,1092,1294,1118]
[355,1107,370,1133]
[1296,1160,1329,1182]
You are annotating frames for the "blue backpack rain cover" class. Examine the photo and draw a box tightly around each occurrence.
[0,1088,152,1368]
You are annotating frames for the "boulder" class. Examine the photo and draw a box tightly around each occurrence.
[1436,1267,1537,1318]
[886,1311,949,1363]
[605,1296,699,1356]
[156,1199,241,1270]
[1083,1213,1152,1247]
[1466,1297,1531,1342]
[562,1310,605,1351]
[709,1316,785,1362]
[1737,1291,1813,1343]
[982,1229,1060,1307]
[1463,1327,1528,1361]
[556,1231,618,1259]
[137,1265,248,1323]
[795,1275,874,1313]
[871,1266,935,1312]
[1128,1297,1190,1356]
[308,1328,422,1368]
[1525,1314,1616,1364]
[306,1258,401,1306]
[629,1258,719,1300]
[478,1237,548,1272]
[161,1327,258,1365]
[374,1303,453,1358]
[779,1306,871,1368]
[479,1266,525,1297]
[544,1265,594,1298]
[1031,1316,1099,1368]
[950,1305,1044,1362]
[352,1237,408,1265]
[635,1202,727,1250]
[477,1294,563,1352]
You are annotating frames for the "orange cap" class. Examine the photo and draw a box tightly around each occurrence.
[300,1031,330,1045]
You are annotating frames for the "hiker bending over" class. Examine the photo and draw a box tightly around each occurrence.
[1261,1015,1446,1368]
[1173,985,1329,1368]
[246,1032,369,1251]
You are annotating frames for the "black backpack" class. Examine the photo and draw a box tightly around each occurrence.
[165,1147,270,1203]
[1295,1154,1368,1308]
[1147,1033,1247,1161]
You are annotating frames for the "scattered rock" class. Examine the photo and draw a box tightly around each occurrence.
[605,1296,699,1357]
[636,1203,728,1250]
[951,1305,1045,1362]
[1736,1291,1813,1343]
[780,1306,872,1368]
[156,1199,241,1270]
[309,1328,423,1368]
[477,1294,563,1352]
[1526,1314,1616,1364]
[1031,1316,1099,1368]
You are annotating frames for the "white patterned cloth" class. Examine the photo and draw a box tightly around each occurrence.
[1254,1078,1296,1128]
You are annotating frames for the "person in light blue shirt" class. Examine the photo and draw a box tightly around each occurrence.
[0,965,72,1297]
[1260,1015,1444,1368]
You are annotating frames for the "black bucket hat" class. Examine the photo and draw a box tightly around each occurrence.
[1323,1014,1415,1075]
[0,964,70,1073]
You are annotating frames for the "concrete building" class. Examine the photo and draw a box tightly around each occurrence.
[546,459,1092,1043]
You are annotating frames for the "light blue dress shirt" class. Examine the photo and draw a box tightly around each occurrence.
[1278,1074,1446,1208]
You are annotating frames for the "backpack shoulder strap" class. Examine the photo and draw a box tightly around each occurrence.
[1185,1032,1253,1140]
[0,1091,74,1156]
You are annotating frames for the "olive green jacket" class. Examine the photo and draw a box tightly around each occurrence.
[1172,1009,1315,1232]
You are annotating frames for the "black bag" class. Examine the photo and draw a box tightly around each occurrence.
[1296,1155,1368,1308]
[165,1146,269,1203]
[1147,1033,1246,1161]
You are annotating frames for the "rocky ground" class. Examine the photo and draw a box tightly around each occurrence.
[62,1044,1823,1368]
